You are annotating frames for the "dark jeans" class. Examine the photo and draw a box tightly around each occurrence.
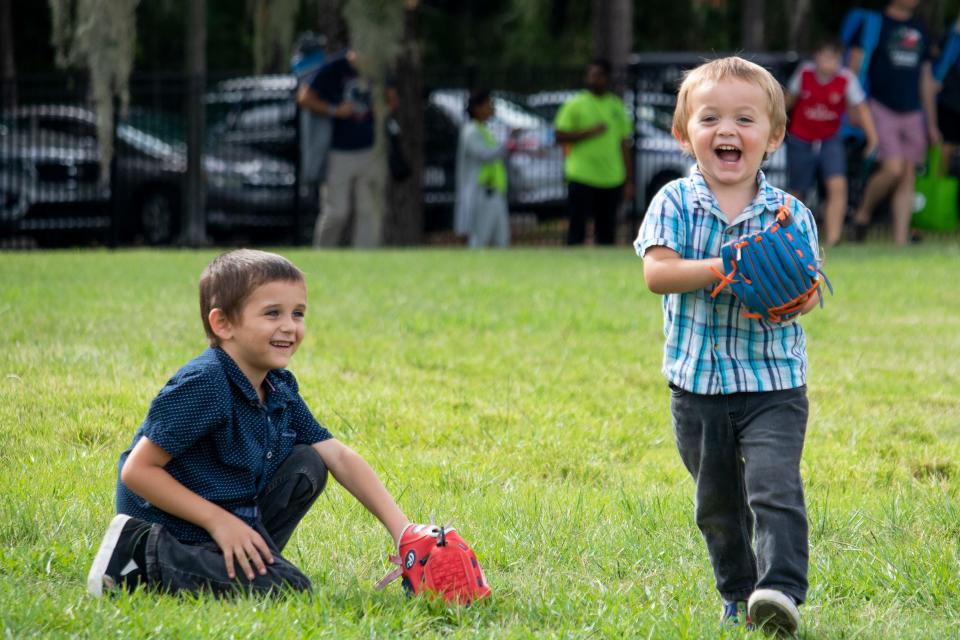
[566,181,623,245]
[142,444,328,596]
[670,384,809,604]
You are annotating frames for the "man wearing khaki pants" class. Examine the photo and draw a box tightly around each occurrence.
[297,48,387,248]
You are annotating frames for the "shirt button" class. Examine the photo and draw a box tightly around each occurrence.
[266,451,273,459]
[725,228,735,235]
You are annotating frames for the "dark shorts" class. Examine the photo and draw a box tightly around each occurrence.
[786,134,847,194]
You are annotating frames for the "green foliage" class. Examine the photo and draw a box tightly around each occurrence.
[0,244,959,637]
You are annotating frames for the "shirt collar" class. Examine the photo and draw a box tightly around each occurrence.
[690,167,777,226]
[213,347,289,409]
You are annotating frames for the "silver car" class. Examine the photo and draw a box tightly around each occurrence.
[428,90,567,213]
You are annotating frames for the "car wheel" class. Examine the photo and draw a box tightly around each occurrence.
[139,190,178,245]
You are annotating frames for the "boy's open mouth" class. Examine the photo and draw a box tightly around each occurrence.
[715,144,742,163]
[270,340,293,349]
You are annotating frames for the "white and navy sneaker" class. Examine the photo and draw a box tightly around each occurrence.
[748,589,800,636]
[87,514,151,597]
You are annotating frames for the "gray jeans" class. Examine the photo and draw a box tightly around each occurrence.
[670,384,809,604]
[142,445,328,596]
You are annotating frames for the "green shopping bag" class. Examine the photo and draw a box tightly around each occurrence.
[912,145,959,232]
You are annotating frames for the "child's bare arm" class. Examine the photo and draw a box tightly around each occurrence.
[643,246,723,295]
[852,102,879,155]
[312,439,409,544]
[121,437,274,581]
[784,91,798,111]
[799,290,821,315]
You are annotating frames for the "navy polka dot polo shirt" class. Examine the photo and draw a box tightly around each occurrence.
[115,347,333,543]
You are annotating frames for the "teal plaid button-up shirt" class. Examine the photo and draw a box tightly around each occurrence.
[634,169,821,395]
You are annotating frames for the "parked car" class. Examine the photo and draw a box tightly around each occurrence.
[0,105,296,244]
[0,128,109,245]
[424,89,566,230]
[206,75,300,163]
[204,77,568,232]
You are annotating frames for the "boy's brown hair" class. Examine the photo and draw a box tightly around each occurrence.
[199,249,304,347]
[672,56,787,146]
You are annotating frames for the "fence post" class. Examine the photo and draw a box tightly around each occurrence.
[293,100,303,244]
[182,0,207,246]
[109,93,120,248]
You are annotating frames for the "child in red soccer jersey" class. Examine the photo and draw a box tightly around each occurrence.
[785,39,879,246]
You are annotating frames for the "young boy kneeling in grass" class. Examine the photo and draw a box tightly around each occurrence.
[88,249,411,596]
[635,57,822,635]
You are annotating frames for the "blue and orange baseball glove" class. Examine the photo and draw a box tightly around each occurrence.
[710,204,832,323]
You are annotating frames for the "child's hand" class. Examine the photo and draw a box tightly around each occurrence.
[209,514,275,581]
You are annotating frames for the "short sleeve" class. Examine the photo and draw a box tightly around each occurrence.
[634,181,686,258]
[554,97,578,132]
[790,198,822,263]
[274,370,333,445]
[140,369,226,458]
[289,395,333,445]
[786,66,803,95]
[843,69,867,105]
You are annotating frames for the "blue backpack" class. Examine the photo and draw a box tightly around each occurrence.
[933,27,960,82]
[840,8,882,140]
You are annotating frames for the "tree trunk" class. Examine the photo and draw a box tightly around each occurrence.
[317,0,348,52]
[788,0,811,53]
[0,0,15,108]
[182,0,208,246]
[741,0,765,51]
[591,0,632,94]
[385,1,423,245]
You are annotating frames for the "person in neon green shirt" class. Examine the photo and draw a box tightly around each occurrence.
[454,89,514,247]
[554,59,635,245]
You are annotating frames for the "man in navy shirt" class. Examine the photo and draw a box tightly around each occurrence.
[849,0,942,245]
[88,250,412,596]
[297,49,391,248]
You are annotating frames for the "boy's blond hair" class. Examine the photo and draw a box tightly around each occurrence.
[199,249,305,347]
[672,56,786,145]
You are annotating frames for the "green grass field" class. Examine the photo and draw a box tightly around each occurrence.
[1,243,959,638]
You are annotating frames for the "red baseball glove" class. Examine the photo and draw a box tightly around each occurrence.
[375,523,491,605]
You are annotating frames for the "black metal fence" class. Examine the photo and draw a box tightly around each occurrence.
[11,53,940,249]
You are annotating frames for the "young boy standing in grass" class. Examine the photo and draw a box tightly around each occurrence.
[88,249,411,596]
[634,57,821,635]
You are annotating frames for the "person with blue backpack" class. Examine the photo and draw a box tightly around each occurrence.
[845,0,941,246]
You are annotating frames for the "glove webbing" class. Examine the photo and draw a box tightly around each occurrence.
[710,205,828,323]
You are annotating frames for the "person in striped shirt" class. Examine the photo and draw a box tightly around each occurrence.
[634,57,822,635]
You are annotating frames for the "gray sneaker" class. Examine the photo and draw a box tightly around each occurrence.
[748,589,800,636]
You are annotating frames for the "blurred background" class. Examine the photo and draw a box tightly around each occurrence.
[1,0,958,248]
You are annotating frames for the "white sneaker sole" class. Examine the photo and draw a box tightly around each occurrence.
[86,514,131,597]
[748,588,800,635]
